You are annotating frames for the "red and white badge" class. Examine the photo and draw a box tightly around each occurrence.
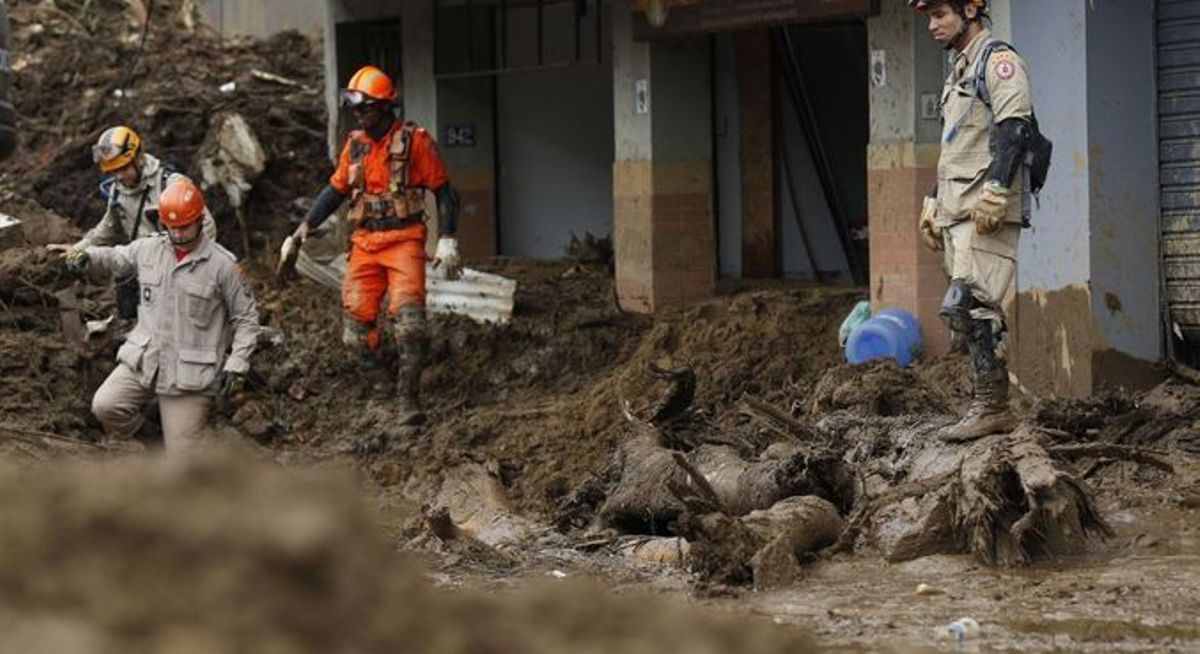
[994,60,1015,80]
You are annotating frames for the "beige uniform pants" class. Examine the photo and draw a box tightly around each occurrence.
[942,221,1020,330]
[92,363,214,457]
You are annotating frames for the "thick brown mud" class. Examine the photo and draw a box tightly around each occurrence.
[0,2,1197,650]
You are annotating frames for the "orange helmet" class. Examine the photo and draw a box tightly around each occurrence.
[340,65,397,107]
[159,178,206,228]
[909,0,987,11]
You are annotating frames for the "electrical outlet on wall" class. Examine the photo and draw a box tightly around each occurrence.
[921,92,940,120]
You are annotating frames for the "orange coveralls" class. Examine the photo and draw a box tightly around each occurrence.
[329,121,448,351]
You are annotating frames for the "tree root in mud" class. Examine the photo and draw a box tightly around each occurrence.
[830,418,1114,565]
[586,362,1117,588]
[677,496,843,589]
[598,429,843,534]
[428,460,549,553]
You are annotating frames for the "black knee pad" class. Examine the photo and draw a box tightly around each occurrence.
[938,279,978,334]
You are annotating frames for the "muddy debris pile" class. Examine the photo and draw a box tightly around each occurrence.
[3,0,327,257]
[0,242,117,455]
[0,453,816,653]
[550,353,1198,589]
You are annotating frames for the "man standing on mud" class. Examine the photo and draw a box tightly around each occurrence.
[60,179,259,456]
[289,65,462,426]
[913,0,1034,441]
[48,126,217,322]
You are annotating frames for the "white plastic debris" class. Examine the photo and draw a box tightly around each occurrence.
[934,617,981,642]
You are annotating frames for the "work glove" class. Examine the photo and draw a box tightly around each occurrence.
[291,221,310,245]
[971,182,1012,235]
[219,371,247,398]
[433,236,462,281]
[63,249,90,276]
[918,196,943,251]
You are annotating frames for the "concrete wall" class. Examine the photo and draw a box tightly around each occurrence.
[1010,0,1162,395]
[202,0,324,37]
[498,64,614,258]
[1084,1,1161,372]
[1009,0,1092,396]
[439,77,497,258]
[496,3,613,259]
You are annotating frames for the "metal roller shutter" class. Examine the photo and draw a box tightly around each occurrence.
[1159,0,1200,342]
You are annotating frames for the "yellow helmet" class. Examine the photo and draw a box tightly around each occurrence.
[92,126,142,173]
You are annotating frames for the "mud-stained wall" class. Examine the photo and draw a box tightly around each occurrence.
[1007,0,1162,396]
[1085,1,1161,364]
[1012,285,1094,398]
[1014,284,1165,397]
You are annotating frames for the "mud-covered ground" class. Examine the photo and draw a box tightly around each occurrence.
[1,1,1198,651]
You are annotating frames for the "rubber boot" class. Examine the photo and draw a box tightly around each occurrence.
[941,320,1017,442]
[394,307,427,426]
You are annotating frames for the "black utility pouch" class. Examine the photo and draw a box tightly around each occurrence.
[114,274,140,320]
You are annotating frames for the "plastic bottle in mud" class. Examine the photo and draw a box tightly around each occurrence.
[934,617,981,642]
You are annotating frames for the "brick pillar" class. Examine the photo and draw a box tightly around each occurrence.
[867,3,951,357]
[867,143,949,356]
[612,5,715,313]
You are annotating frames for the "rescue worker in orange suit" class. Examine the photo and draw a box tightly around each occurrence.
[290,65,461,426]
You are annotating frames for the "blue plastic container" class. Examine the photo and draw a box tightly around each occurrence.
[845,307,923,368]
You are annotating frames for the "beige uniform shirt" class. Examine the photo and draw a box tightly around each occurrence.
[935,29,1033,228]
[87,234,259,396]
[76,154,218,249]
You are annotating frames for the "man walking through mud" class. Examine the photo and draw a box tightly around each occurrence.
[59,179,259,456]
[913,0,1035,441]
[289,65,462,427]
[48,126,217,322]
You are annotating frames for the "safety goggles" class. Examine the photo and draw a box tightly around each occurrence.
[339,89,388,109]
[92,141,130,165]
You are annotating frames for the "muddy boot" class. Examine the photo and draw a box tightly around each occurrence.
[941,321,1017,443]
[394,307,427,427]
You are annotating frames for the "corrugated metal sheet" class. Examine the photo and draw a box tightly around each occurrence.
[294,250,516,325]
[1159,0,1200,342]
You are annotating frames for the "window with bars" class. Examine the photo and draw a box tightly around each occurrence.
[434,0,605,78]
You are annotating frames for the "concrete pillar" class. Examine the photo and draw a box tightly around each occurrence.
[1010,0,1162,395]
[866,2,950,356]
[612,4,715,312]
[401,0,437,132]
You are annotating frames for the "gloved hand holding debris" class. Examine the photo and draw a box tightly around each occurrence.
[219,371,247,398]
[63,249,90,276]
[433,236,462,281]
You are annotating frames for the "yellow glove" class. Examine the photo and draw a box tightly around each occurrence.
[919,196,943,251]
[971,182,1011,235]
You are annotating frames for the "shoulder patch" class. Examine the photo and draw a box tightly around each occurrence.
[993,58,1016,80]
